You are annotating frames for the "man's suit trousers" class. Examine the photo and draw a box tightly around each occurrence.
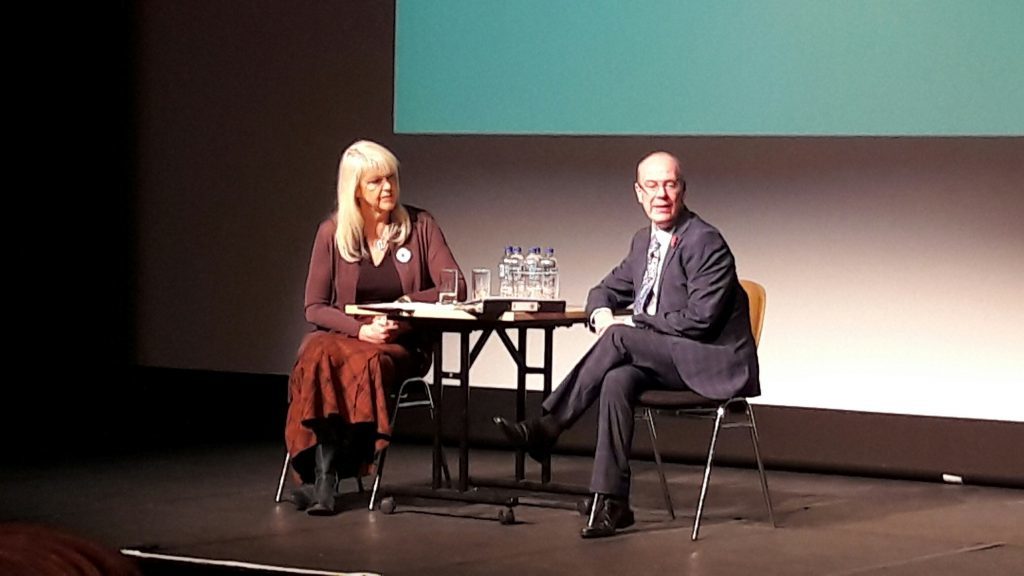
[542,324,689,497]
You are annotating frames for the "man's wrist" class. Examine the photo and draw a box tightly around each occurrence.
[589,307,612,331]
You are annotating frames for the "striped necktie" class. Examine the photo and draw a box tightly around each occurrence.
[636,236,661,312]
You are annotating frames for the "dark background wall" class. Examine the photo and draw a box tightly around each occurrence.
[8,2,1019,485]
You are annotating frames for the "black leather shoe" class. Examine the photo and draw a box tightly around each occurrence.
[492,416,554,463]
[580,494,634,539]
[576,495,594,517]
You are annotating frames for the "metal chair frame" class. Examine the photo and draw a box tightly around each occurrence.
[636,397,776,540]
[632,278,776,540]
[368,377,451,510]
[273,377,450,505]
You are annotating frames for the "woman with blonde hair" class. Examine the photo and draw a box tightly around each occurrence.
[285,140,465,515]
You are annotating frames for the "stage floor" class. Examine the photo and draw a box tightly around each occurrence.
[2,441,1021,575]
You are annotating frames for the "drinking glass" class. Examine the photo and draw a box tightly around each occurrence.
[472,268,491,301]
[438,268,459,304]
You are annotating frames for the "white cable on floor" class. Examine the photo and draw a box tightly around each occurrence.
[119,549,380,576]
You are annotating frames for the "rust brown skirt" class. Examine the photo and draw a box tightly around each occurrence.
[285,332,428,479]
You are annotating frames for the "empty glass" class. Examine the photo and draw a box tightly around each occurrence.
[438,268,459,304]
[472,268,491,301]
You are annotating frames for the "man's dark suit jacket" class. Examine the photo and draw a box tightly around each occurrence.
[584,209,760,400]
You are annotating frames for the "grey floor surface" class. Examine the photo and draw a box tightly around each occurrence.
[1,442,1021,575]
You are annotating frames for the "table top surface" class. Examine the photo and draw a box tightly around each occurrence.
[345,301,588,326]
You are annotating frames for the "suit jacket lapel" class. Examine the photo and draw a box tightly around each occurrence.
[663,209,694,271]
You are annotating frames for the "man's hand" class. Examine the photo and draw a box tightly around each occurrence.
[590,308,616,336]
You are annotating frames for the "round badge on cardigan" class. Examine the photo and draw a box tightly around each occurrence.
[396,247,412,263]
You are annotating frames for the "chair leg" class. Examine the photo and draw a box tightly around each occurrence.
[692,406,725,541]
[275,451,291,503]
[368,447,388,510]
[356,476,365,493]
[368,377,453,512]
[643,408,675,519]
[746,403,776,527]
[423,380,452,488]
[586,492,601,526]
[369,379,415,511]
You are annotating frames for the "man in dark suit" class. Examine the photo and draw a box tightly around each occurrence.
[495,151,759,538]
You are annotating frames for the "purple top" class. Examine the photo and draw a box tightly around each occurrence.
[303,206,466,337]
[355,251,403,304]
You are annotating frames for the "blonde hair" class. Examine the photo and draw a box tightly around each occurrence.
[335,140,411,262]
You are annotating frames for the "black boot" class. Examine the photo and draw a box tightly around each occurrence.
[306,443,340,516]
[288,484,316,511]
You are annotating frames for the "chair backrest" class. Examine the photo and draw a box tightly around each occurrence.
[739,279,766,347]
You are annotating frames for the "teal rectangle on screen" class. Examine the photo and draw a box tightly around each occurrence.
[394,0,1024,136]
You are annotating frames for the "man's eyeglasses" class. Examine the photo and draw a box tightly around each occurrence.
[637,179,682,195]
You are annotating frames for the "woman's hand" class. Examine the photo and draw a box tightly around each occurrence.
[357,314,411,344]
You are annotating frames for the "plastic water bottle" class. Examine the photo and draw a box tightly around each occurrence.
[524,247,543,298]
[498,246,514,297]
[540,247,559,299]
[510,246,525,298]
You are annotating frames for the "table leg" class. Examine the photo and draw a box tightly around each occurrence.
[459,329,471,491]
[516,328,528,480]
[432,337,444,490]
[542,327,554,483]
